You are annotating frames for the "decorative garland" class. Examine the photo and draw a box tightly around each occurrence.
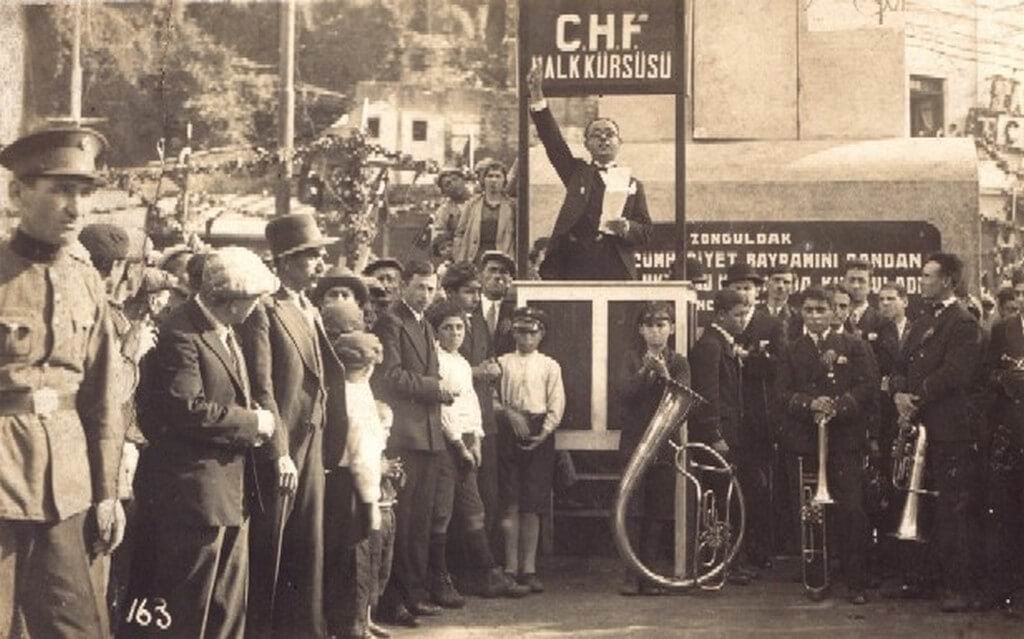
[104,131,445,263]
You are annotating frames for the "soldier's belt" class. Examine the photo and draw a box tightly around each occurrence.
[0,388,77,416]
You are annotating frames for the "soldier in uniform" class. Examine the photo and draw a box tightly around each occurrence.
[0,128,127,637]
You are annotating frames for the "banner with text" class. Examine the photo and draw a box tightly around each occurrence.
[522,0,684,95]
[635,221,941,312]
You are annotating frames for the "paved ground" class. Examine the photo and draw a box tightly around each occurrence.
[387,556,1022,638]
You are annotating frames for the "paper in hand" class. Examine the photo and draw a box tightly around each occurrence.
[599,166,633,234]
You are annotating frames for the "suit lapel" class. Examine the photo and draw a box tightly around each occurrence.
[272,293,321,378]
[551,162,598,238]
[397,302,429,366]
[188,301,249,404]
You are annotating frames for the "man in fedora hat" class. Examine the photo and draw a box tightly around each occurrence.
[724,262,785,575]
[0,128,128,638]
[240,213,343,638]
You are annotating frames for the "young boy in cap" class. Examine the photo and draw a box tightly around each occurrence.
[616,301,693,595]
[495,306,566,592]
[325,314,392,639]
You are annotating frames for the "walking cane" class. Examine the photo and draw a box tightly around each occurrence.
[269,490,293,614]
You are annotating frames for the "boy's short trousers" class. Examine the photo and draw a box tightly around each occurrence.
[497,412,556,514]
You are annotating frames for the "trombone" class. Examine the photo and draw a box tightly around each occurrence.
[799,408,835,598]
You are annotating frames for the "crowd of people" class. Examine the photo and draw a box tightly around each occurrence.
[4,65,1024,639]
[619,254,1024,615]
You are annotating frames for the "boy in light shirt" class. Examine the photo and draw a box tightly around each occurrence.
[495,306,565,593]
[427,300,530,603]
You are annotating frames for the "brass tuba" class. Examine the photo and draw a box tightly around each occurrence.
[890,418,933,542]
[612,379,746,590]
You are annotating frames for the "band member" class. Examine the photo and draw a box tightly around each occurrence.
[776,286,877,605]
[0,128,127,638]
[617,301,696,595]
[525,66,651,280]
[725,263,784,573]
[982,290,1024,614]
[689,289,746,581]
[134,247,278,637]
[891,253,983,612]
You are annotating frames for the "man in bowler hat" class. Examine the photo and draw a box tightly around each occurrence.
[240,213,344,638]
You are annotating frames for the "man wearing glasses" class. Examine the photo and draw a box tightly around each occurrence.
[526,67,651,281]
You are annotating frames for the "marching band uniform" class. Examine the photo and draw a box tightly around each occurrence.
[891,297,982,610]
[776,328,878,600]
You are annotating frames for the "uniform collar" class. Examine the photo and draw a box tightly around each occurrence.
[10,228,63,264]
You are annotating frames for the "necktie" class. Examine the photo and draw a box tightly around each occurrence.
[224,329,250,403]
[486,302,499,337]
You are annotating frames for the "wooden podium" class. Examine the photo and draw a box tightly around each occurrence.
[513,280,698,576]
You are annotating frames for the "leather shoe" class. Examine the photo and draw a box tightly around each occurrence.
[429,572,466,609]
[501,571,531,598]
[849,591,867,606]
[378,603,418,628]
[408,600,443,616]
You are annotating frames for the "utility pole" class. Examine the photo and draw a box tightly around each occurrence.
[70,0,82,123]
[276,0,296,217]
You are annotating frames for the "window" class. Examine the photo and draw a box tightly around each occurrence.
[366,117,380,138]
[412,120,428,142]
[910,75,944,138]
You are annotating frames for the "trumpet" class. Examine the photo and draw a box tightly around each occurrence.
[891,418,934,542]
[612,379,746,591]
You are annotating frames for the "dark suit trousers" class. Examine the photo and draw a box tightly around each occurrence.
[0,512,108,639]
[132,521,249,639]
[383,449,442,607]
[248,429,326,639]
[925,441,977,595]
[735,446,772,565]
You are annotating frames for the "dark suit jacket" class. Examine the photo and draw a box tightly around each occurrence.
[848,305,899,378]
[985,315,1024,446]
[141,299,261,527]
[756,301,801,344]
[617,349,690,463]
[689,327,741,448]
[530,106,651,280]
[737,308,785,447]
[240,290,347,467]
[891,302,981,443]
[776,331,878,455]
[372,300,448,452]
[461,307,498,436]
[484,296,517,357]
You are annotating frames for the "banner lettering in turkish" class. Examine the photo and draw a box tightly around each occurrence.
[634,221,942,312]
[522,0,683,95]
